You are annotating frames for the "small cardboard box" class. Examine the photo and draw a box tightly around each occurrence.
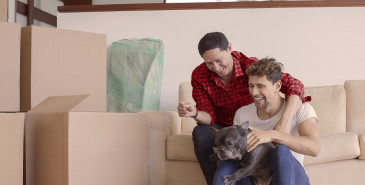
[0,0,7,22]
[25,95,167,185]
[0,22,20,112]
[20,26,107,112]
[0,113,24,185]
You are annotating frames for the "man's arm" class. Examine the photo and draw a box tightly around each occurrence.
[246,118,321,157]
[271,118,320,156]
[177,102,211,124]
[274,95,302,133]
[275,73,309,134]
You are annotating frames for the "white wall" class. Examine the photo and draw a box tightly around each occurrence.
[58,7,365,111]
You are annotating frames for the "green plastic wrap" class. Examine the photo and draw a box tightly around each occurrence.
[107,38,164,113]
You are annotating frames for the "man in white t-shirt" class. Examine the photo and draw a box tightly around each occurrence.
[213,58,321,185]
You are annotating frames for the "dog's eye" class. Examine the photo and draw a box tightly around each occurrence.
[226,141,234,146]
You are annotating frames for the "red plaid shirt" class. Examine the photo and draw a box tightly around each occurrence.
[191,51,311,127]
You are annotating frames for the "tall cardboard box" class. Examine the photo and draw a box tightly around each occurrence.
[21,26,107,112]
[0,22,20,112]
[0,0,7,22]
[0,113,24,185]
[25,95,168,185]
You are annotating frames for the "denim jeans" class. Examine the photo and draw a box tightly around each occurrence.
[192,123,224,185]
[213,144,310,185]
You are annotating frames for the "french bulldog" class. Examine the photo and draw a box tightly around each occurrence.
[210,121,274,185]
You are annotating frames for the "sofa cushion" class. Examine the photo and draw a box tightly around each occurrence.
[168,132,360,165]
[166,160,205,185]
[167,135,196,161]
[359,134,365,160]
[305,159,365,185]
[345,80,365,133]
[304,132,360,166]
[304,85,346,134]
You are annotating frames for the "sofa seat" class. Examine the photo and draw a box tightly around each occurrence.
[167,135,196,162]
[306,160,365,185]
[167,130,360,164]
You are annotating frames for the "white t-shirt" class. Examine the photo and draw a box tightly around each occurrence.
[233,101,319,165]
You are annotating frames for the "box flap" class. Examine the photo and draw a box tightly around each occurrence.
[28,95,89,113]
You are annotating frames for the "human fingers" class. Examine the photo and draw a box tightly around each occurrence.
[249,127,258,131]
[178,109,189,117]
[178,101,187,108]
[185,104,195,112]
[247,139,260,152]
[177,104,186,111]
[246,132,256,150]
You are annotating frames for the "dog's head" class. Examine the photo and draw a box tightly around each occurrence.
[210,121,251,161]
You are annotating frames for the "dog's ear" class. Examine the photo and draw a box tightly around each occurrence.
[209,126,219,135]
[240,121,249,129]
[238,121,250,135]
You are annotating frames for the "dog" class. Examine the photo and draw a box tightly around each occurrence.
[210,121,274,185]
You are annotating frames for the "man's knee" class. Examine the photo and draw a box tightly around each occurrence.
[271,144,291,164]
[192,125,210,139]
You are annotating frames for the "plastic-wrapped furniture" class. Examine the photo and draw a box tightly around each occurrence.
[108,38,164,113]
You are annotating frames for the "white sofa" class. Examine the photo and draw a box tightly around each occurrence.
[162,80,365,185]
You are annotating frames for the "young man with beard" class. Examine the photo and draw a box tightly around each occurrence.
[212,58,320,185]
[177,32,311,185]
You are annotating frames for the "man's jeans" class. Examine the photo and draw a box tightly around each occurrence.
[192,123,224,185]
[212,144,310,185]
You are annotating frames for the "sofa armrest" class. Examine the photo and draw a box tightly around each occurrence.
[167,134,196,161]
[142,111,182,136]
[359,134,365,159]
[304,132,360,166]
[135,111,183,185]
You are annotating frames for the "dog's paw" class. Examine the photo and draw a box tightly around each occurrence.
[222,175,236,185]
[210,153,219,162]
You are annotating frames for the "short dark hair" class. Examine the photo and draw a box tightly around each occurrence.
[198,32,229,56]
[245,57,283,84]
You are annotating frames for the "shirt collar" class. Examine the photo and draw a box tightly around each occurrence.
[233,57,244,77]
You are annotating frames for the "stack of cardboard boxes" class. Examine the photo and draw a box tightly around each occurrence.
[2,16,169,185]
[1,16,107,185]
[2,4,167,184]
[0,21,24,185]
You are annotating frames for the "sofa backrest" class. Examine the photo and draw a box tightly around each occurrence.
[345,80,365,134]
[179,81,349,135]
[304,85,347,134]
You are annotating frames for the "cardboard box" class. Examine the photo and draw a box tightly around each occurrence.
[0,113,24,185]
[0,22,20,112]
[25,95,167,185]
[20,26,107,112]
[0,0,7,22]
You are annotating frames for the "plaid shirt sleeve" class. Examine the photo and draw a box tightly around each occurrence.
[191,71,216,125]
[280,72,311,102]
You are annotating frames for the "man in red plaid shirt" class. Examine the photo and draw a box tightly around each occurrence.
[177,32,310,185]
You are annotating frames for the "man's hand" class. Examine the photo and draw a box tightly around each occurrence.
[246,129,274,152]
[177,101,197,117]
